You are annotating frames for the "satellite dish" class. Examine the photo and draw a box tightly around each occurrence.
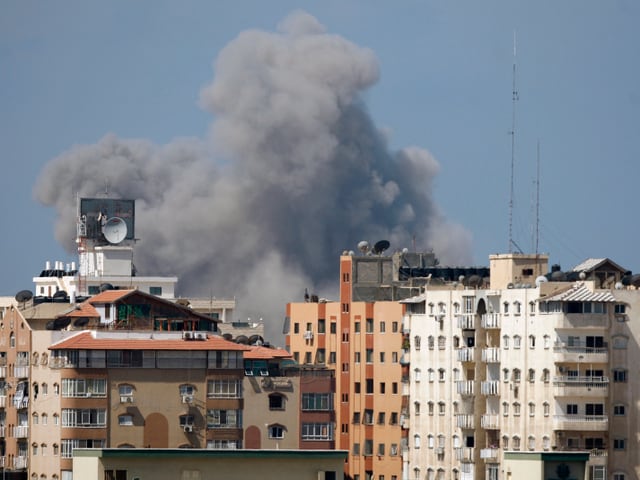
[99,283,114,292]
[357,241,370,254]
[15,290,33,303]
[372,240,390,255]
[102,217,127,244]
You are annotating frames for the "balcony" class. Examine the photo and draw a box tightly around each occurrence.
[480,447,499,460]
[13,456,27,469]
[553,314,608,328]
[0,426,5,437]
[553,376,609,397]
[457,314,475,329]
[455,447,474,462]
[13,366,29,379]
[0,396,5,408]
[456,380,474,396]
[480,381,500,396]
[14,425,28,438]
[553,415,608,431]
[456,414,474,429]
[553,345,607,363]
[481,313,501,329]
[0,366,6,378]
[481,414,500,429]
[481,348,500,363]
[457,347,475,362]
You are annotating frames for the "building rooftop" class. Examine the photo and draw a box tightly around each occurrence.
[49,330,250,351]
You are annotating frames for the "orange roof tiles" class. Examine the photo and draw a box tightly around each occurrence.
[64,303,100,318]
[88,289,136,304]
[244,345,292,360]
[49,331,250,352]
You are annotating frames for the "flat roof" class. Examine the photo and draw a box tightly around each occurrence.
[74,448,348,460]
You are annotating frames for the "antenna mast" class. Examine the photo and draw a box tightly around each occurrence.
[535,140,540,255]
[508,32,519,253]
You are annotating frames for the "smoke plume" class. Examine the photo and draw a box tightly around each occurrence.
[34,11,472,344]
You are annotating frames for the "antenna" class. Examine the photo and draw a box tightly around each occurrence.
[508,31,519,253]
[535,140,540,255]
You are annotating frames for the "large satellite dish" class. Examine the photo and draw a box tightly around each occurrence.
[102,217,128,244]
[372,240,390,255]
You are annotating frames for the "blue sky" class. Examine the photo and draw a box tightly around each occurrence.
[1,0,639,298]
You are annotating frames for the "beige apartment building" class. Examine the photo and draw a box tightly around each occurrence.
[404,253,639,480]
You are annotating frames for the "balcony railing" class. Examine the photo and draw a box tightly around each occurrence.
[0,366,6,378]
[13,366,29,379]
[457,347,475,362]
[13,456,27,469]
[0,426,5,437]
[481,381,500,396]
[480,447,499,460]
[481,313,501,329]
[481,414,500,429]
[455,447,474,462]
[456,414,474,429]
[456,380,474,396]
[456,315,475,329]
[553,415,608,431]
[553,345,608,363]
[553,376,609,397]
[14,425,28,438]
[0,396,5,408]
[481,348,500,363]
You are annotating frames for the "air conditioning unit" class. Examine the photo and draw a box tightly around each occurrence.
[303,331,314,340]
[183,331,193,340]
[195,332,207,340]
[120,395,133,403]
[183,424,193,433]
[182,394,194,404]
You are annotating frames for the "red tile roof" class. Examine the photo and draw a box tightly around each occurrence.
[64,303,100,318]
[49,331,250,351]
[244,345,292,360]
[87,289,137,304]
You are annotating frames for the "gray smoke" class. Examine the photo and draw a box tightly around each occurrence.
[34,11,472,344]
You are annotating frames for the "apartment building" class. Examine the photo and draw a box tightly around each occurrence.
[404,253,640,480]
[287,250,410,480]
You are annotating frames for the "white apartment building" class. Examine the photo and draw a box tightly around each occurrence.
[404,253,639,480]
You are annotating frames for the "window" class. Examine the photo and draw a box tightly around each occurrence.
[543,335,550,349]
[503,302,509,314]
[513,335,521,349]
[428,336,434,350]
[364,440,373,456]
[528,369,535,383]
[414,434,421,449]
[150,286,162,296]
[390,443,398,456]
[438,402,445,415]
[379,352,385,363]
[503,368,509,382]
[268,424,285,439]
[353,443,360,455]
[330,322,336,334]
[61,439,105,458]
[294,323,300,334]
[528,435,535,450]
[366,318,373,333]
[613,438,626,450]
[207,379,241,398]
[302,423,333,441]
[354,351,361,364]
[529,335,535,349]
[329,351,336,364]
[414,368,421,382]
[354,321,360,332]
[438,336,445,349]
[503,335,509,349]
[355,382,361,394]
[542,368,550,383]
[380,382,385,394]
[513,402,521,416]
[42,413,48,425]
[366,379,374,394]
[614,404,626,416]
[543,402,550,417]
[392,382,398,394]
[613,474,626,480]
[352,412,361,424]
[566,404,578,415]
[207,409,241,428]
[514,301,521,315]
[390,412,398,425]
[33,413,38,425]
[512,436,520,450]
[414,336,421,351]
[613,369,628,382]
[318,319,325,334]
[377,443,385,456]
[392,321,398,332]
[379,322,385,333]
[414,402,420,416]
[528,402,535,417]
[364,409,374,425]
[302,393,332,411]
[392,352,398,363]
[513,368,521,383]
[268,393,285,410]
[118,415,133,426]
[366,349,373,363]
[428,402,434,416]
[61,409,106,427]
[62,378,108,398]
[438,368,445,382]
